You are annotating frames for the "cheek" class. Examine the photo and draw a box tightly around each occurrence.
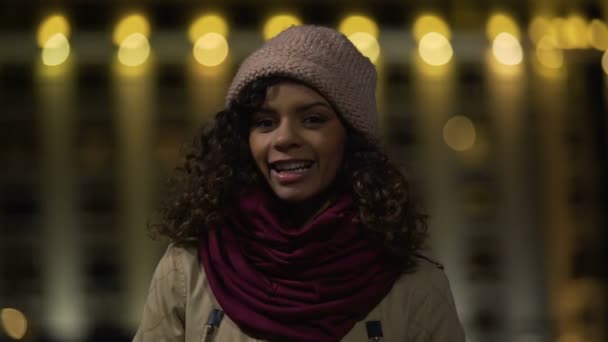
[248,135,265,168]
[322,135,346,175]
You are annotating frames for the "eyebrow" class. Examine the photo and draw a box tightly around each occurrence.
[257,101,332,114]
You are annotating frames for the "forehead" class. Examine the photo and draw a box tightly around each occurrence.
[262,82,331,108]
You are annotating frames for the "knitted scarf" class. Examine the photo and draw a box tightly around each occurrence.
[198,188,401,342]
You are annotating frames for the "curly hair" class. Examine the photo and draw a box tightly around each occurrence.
[149,76,429,271]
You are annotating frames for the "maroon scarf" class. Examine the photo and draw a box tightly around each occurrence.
[198,188,401,342]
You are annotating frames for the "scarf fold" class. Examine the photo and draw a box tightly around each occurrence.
[198,188,401,342]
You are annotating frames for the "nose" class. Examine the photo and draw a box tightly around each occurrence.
[272,119,302,152]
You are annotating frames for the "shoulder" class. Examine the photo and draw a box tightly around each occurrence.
[151,244,194,297]
[160,242,200,282]
[385,253,465,341]
[385,253,453,311]
[403,253,453,302]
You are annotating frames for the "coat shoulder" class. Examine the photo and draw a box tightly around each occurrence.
[383,253,465,341]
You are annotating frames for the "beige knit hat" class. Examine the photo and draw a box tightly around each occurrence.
[225,24,381,146]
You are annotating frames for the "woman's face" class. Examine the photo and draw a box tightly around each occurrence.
[248,82,347,202]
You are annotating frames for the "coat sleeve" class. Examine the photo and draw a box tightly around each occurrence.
[133,244,187,342]
[407,263,466,342]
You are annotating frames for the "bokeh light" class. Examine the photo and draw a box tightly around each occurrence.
[1,308,27,340]
[263,14,302,41]
[347,32,380,63]
[117,33,150,66]
[339,15,379,38]
[549,18,567,48]
[562,15,588,48]
[536,36,563,69]
[587,19,608,51]
[189,14,228,43]
[41,33,70,66]
[550,17,588,49]
[492,32,523,65]
[529,16,552,44]
[602,50,608,75]
[418,32,453,66]
[193,32,229,67]
[113,14,150,46]
[413,14,450,42]
[443,116,476,152]
[37,15,70,48]
[487,13,521,41]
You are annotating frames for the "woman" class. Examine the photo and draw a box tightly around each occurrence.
[134,25,465,341]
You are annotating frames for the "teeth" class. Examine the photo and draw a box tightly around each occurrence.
[273,161,312,171]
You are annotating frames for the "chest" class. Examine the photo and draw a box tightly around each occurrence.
[183,287,410,342]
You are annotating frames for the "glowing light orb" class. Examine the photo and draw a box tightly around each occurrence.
[42,33,70,66]
[536,36,563,69]
[492,32,523,66]
[189,14,228,43]
[117,33,150,66]
[114,14,150,46]
[418,32,453,66]
[413,15,450,42]
[263,14,302,41]
[487,13,520,41]
[37,15,70,47]
[193,32,229,67]
[339,15,378,38]
[443,116,476,151]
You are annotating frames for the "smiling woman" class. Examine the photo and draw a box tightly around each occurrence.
[248,82,347,215]
[134,25,465,342]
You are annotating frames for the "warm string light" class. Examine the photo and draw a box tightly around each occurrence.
[529,15,608,49]
[114,14,151,67]
[190,14,230,67]
[413,14,453,66]
[528,15,608,72]
[189,14,229,43]
[536,36,563,69]
[492,32,523,66]
[587,19,608,51]
[487,13,521,41]
[34,11,608,76]
[38,15,71,66]
[339,15,380,64]
[486,13,523,66]
[193,33,229,67]
[263,14,302,41]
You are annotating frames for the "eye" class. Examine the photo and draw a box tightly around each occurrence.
[252,118,276,130]
[303,115,327,125]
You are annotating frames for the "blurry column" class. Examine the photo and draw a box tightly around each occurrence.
[186,54,230,132]
[534,53,606,342]
[486,53,549,341]
[37,58,84,340]
[112,58,158,327]
[411,50,470,332]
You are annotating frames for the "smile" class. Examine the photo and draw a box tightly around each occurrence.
[269,161,315,184]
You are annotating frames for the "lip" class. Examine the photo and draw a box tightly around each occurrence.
[268,158,314,167]
[269,161,315,185]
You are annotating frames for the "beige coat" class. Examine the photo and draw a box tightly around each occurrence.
[133,244,465,341]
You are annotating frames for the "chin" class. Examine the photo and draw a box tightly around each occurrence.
[272,188,317,203]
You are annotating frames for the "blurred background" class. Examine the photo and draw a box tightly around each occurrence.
[0,0,607,341]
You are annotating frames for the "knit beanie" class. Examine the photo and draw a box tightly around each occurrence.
[225,24,382,146]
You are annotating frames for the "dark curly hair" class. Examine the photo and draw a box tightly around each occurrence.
[149,76,429,271]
